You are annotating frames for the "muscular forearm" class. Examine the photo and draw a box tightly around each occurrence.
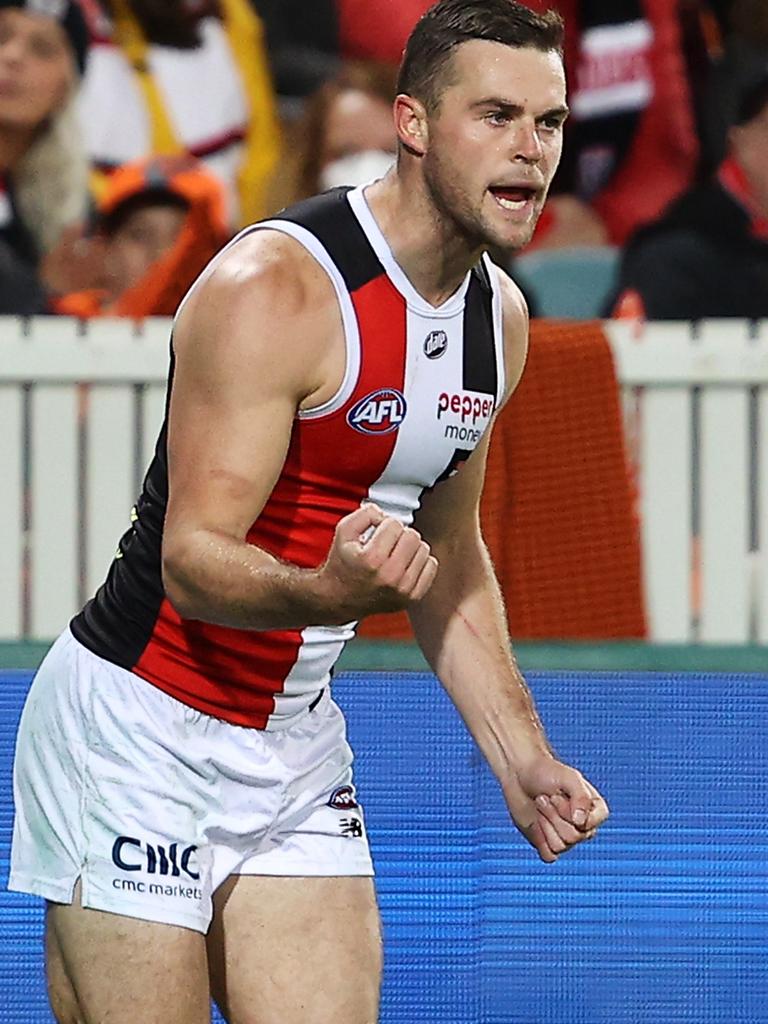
[409,532,552,778]
[162,506,437,631]
[162,529,342,630]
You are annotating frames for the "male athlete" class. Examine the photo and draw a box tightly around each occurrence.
[10,2,609,1021]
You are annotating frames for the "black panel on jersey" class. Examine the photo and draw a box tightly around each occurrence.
[428,260,499,491]
[275,188,384,293]
[69,195,384,671]
[70,348,175,668]
[432,447,473,486]
[463,261,498,398]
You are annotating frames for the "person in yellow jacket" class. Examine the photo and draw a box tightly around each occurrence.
[77,0,280,228]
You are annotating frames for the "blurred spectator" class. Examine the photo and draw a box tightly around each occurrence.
[250,1,432,103]
[702,0,731,35]
[701,0,768,169]
[0,0,90,313]
[296,62,397,199]
[336,0,431,65]
[612,75,768,320]
[252,0,339,102]
[54,154,229,318]
[78,0,280,227]
[525,0,700,249]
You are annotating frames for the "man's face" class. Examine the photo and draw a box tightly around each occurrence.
[0,9,73,132]
[419,40,567,252]
[104,203,187,298]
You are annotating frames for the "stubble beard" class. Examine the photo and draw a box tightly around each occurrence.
[423,153,542,256]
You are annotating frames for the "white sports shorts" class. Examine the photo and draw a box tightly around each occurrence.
[9,629,373,933]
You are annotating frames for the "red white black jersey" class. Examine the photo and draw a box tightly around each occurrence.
[70,186,506,729]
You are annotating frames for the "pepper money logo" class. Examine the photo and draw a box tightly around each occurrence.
[347,388,407,435]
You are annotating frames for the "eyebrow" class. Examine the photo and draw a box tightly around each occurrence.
[471,99,570,122]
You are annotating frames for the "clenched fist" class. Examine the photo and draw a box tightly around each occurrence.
[317,504,439,621]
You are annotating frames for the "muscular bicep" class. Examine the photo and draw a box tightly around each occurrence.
[163,234,338,552]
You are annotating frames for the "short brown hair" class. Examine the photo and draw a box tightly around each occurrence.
[397,0,564,112]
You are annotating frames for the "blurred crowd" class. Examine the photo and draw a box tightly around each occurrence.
[2,0,768,321]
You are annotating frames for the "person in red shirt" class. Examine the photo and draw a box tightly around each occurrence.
[336,0,432,64]
[524,0,700,247]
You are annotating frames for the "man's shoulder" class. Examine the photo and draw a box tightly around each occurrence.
[182,225,339,327]
[479,258,529,403]
[488,258,529,329]
[269,187,385,294]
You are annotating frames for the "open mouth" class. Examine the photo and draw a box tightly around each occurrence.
[489,185,538,211]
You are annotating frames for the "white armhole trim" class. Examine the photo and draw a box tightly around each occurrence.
[173,220,361,420]
[482,253,507,408]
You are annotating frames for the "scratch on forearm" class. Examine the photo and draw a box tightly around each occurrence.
[458,610,482,640]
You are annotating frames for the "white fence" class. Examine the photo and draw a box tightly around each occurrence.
[1,317,170,640]
[606,320,768,644]
[1,316,767,644]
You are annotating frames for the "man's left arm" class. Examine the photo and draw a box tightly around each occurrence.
[409,275,609,863]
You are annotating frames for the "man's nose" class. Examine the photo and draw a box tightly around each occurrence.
[512,121,543,163]
[0,37,26,66]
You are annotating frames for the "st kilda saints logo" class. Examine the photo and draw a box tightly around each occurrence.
[424,330,448,359]
[347,388,407,435]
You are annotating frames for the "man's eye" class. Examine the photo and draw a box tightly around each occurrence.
[538,118,562,132]
[486,112,509,126]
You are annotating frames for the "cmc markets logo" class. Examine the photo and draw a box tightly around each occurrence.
[112,835,200,880]
[347,388,407,435]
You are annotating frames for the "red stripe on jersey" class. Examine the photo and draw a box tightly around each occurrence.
[188,127,247,160]
[134,598,304,727]
[133,273,408,728]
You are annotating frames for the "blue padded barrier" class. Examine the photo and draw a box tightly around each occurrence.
[2,668,767,1022]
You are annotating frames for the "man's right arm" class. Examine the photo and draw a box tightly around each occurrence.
[161,231,437,630]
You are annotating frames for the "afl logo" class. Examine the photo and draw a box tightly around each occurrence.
[347,388,407,435]
[424,330,448,359]
[328,785,359,810]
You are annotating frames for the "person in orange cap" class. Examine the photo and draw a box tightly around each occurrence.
[54,154,230,318]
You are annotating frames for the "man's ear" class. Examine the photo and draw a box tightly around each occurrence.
[394,94,429,156]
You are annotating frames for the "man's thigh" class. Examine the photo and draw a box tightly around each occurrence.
[207,875,382,1024]
[46,882,211,1024]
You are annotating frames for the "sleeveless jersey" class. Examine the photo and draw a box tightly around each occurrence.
[70,186,506,729]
